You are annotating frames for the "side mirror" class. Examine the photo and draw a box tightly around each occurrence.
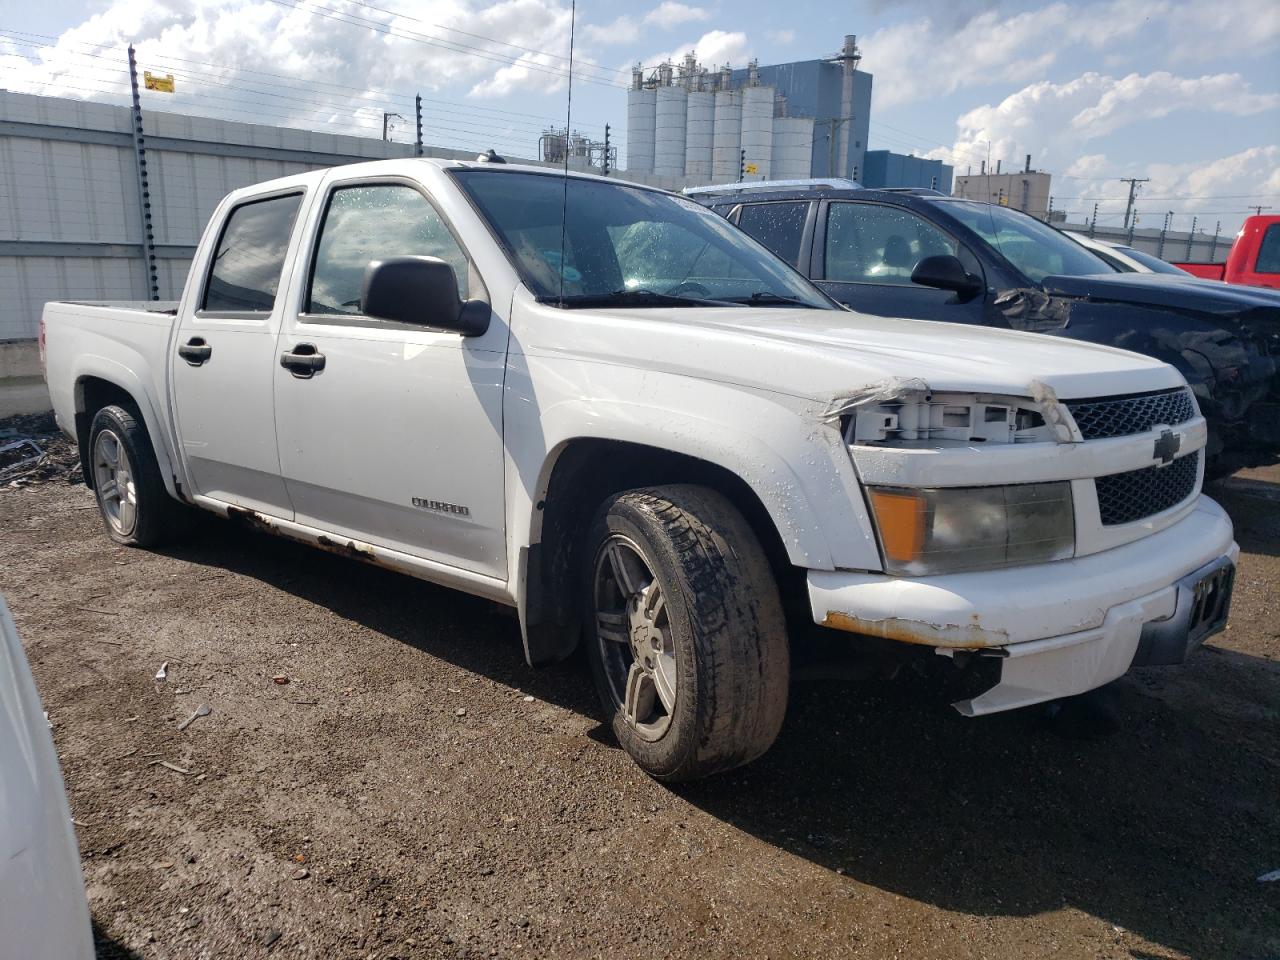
[911,254,983,302]
[361,256,490,336]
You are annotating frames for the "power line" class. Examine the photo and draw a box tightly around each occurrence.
[1,31,611,129]
[261,0,626,89]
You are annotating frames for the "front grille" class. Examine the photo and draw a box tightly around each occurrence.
[1066,387,1196,440]
[1096,451,1200,525]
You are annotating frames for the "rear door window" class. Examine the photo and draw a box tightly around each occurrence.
[736,202,809,266]
[825,202,959,285]
[203,193,303,312]
[1256,224,1280,274]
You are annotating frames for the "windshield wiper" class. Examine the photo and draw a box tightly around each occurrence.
[722,291,811,307]
[554,289,733,308]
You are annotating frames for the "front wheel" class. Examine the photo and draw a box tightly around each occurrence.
[582,485,789,782]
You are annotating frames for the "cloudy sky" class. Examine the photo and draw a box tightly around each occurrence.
[2,0,1277,232]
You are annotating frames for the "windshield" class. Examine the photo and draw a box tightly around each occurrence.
[1114,245,1191,275]
[943,201,1114,284]
[453,170,834,309]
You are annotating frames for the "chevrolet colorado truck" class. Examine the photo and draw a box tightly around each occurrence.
[42,160,1237,781]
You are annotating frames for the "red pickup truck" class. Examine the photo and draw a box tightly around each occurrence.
[1176,215,1280,288]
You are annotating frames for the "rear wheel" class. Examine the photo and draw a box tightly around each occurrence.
[583,484,789,782]
[88,404,187,547]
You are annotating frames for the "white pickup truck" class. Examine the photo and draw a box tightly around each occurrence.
[42,159,1237,781]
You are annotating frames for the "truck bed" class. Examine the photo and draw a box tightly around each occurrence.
[1172,262,1227,281]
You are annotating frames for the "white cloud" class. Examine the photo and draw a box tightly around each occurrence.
[1072,71,1280,135]
[640,29,751,73]
[765,29,795,45]
[0,0,592,145]
[643,3,711,30]
[864,0,1162,109]
[1163,0,1280,62]
[931,70,1279,176]
[582,15,640,47]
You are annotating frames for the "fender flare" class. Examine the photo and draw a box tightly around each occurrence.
[73,356,185,501]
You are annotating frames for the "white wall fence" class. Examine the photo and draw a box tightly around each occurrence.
[0,91,697,343]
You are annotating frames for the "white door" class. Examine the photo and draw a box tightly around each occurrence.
[170,190,304,517]
[272,180,509,578]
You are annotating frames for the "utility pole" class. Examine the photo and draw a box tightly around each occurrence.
[1208,220,1221,260]
[382,112,404,142]
[1047,195,1054,222]
[414,94,423,157]
[1120,177,1149,230]
[1088,202,1098,238]
[1127,209,1137,245]
[602,124,611,176]
[1184,216,1197,259]
[1251,205,1272,217]
[739,148,746,181]
[127,45,160,302]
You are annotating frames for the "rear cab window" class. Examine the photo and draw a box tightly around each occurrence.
[202,193,303,313]
[1255,224,1280,274]
[735,202,810,267]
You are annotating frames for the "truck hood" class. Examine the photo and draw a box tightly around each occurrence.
[1041,272,1280,315]
[533,301,1184,402]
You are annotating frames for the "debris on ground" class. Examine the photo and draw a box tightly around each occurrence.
[155,662,169,681]
[1259,868,1280,882]
[149,760,191,775]
[272,674,289,684]
[177,704,212,731]
[0,413,82,485]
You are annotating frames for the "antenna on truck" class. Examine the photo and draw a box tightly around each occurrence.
[557,0,577,308]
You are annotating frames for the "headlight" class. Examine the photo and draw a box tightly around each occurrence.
[867,482,1074,576]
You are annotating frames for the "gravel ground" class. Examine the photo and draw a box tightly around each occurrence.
[1,465,1277,960]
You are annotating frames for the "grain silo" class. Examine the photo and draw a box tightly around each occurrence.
[654,83,688,177]
[740,73,774,181]
[626,65,656,174]
[711,88,742,181]
[684,89,715,179]
[771,116,815,180]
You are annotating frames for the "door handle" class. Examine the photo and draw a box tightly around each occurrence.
[177,337,212,365]
[280,344,326,378]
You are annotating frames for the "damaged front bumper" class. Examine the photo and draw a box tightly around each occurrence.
[808,495,1238,715]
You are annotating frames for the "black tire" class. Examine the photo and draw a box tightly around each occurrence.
[87,404,188,548]
[582,484,789,782]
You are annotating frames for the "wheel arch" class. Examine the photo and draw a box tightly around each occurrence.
[519,436,814,667]
[73,365,181,499]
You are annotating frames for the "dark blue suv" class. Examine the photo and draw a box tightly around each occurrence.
[690,180,1280,469]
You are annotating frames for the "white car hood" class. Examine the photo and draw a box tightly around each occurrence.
[523,301,1184,402]
[0,598,94,960]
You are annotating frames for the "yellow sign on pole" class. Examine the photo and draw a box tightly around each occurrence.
[744,162,758,175]
[144,72,175,93]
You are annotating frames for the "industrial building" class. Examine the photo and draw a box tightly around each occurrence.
[861,150,952,192]
[953,162,1053,220]
[627,35,869,184]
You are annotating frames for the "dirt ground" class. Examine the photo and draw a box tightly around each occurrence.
[1,461,1277,960]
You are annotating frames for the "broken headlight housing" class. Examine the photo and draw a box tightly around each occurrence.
[866,483,1075,576]
[844,389,1064,446]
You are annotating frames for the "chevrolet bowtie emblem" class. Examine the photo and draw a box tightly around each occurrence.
[1153,429,1181,465]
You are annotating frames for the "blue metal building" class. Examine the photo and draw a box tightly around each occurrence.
[861,150,954,192]
[729,36,870,182]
